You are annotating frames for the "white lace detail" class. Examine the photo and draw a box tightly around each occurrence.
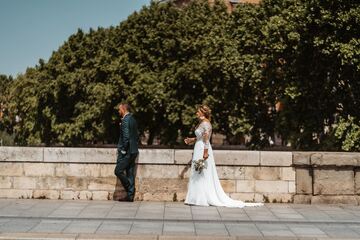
[195,121,212,149]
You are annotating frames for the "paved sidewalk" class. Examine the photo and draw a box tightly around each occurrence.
[0,199,359,239]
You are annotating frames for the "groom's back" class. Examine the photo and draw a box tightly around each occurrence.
[128,114,139,154]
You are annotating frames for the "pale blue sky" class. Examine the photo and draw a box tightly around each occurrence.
[0,0,150,77]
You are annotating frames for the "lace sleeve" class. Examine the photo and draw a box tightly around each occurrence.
[201,121,212,149]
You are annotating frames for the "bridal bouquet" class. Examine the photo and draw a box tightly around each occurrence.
[194,159,207,174]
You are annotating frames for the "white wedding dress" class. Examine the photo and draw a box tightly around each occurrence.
[185,121,263,207]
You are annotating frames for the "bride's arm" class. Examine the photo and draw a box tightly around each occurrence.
[203,133,209,160]
[202,123,211,160]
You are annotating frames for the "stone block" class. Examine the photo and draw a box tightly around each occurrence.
[84,164,102,178]
[244,167,256,180]
[138,149,174,164]
[88,177,117,191]
[60,190,77,200]
[0,176,12,188]
[66,176,88,190]
[174,150,193,164]
[236,180,255,193]
[12,177,37,189]
[44,147,116,163]
[220,180,235,192]
[260,151,292,166]
[233,166,246,179]
[55,163,101,177]
[288,181,296,193]
[217,166,245,180]
[142,192,179,201]
[0,146,43,162]
[174,191,187,202]
[178,165,191,179]
[314,168,354,195]
[137,165,179,179]
[293,194,312,204]
[217,166,235,179]
[311,152,360,166]
[138,178,188,196]
[311,195,358,205]
[78,191,93,200]
[23,163,55,177]
[33,190,60,199]
[281,167,296,181]
[0,163,23,176]
[254,193,264,202]
[356,169,360,194]
[229,193,255,202]
[100,164,116,177]
[245,167,281,180]
[293,152,311,165]
[92,191,111,200]
[60,190,80,200]
[213,150,260,166]
[295,168,312,194]
[36,177,67,190]
[0,189,33,199]
[263,193,293,203]
[255,180,289,193]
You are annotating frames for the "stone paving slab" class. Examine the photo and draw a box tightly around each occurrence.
[0,199,359,239]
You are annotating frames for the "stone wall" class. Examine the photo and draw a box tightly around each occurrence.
[0,147,294,203]
[293,152,360,205]
[2,147,359,204]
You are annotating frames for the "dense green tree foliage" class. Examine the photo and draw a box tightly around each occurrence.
[0,74,12,132]
[260,0,360,149]
[0,74,15,145]
[1,0,359,149]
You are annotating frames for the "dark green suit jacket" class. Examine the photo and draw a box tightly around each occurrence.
[118,113,139,155]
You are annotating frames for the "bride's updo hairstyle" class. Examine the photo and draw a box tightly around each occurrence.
[198,105,212,121]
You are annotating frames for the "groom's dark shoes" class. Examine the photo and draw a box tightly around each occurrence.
[117,193,134,202]
[126,195,134,202]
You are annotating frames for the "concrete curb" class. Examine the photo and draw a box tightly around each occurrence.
[0,233,357,240]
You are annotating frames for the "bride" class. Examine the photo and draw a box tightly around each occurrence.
[184,105,263,207]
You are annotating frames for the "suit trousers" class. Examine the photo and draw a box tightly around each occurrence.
[114,151,138,200]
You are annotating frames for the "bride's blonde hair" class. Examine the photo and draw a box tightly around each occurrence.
[198,105,211,121]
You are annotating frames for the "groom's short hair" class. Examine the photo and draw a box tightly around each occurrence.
[119,102,131,112]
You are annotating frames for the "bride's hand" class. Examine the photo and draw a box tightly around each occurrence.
[203,152,209,160]
[184,137,191,145]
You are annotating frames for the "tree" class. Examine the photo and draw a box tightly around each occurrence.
[334,116,360,151]
[0,74,13,133]
[4,0,359,150]
[253,0,360,149]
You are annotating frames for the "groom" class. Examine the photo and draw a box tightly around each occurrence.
[114,103,139,202]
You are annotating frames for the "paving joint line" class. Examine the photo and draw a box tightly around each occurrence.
[189,205,198,236]
[216,206,230,236]
[127,201,141,234]
[39,199,66,218]
[161,202,165,235]
[90,201,117,234]
[1,215,359,225]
